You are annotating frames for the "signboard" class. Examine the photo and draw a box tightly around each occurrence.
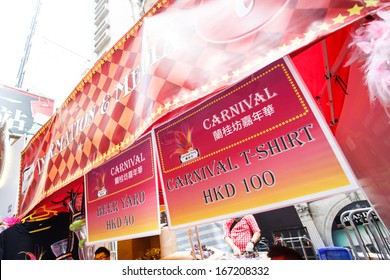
[154,57,359,229]
[0,84,54,136]
[85,133,160,244]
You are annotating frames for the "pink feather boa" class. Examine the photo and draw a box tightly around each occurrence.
[347,10,390,107]
[2,216,20,227]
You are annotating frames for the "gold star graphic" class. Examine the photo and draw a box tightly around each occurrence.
[347,4,364,16]
[332,14,347,24]
[232,69,241,77]
[211,79,219,87]
[318,22,331,31]
[364,0,379,7]
[201,84,210,92]
[278,43,288,51]
[291,36,302,45]
[221,74,230,82]
[254,56,263,66]
[243,63,252,72]
[182,91,190,101]
[266,48,277,58]
[173,96,180,105]
[151,110,157,119]
[129,134,135,142]
[157,105,164,115]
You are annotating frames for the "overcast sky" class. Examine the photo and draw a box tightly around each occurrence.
[0,0,36,86]
[0,0,94,107]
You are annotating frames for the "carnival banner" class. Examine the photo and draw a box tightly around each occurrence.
[154,57,359,229]
[85,133,160,244]
[18,0,390,218]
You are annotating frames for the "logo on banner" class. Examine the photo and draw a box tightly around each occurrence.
[98,187,107,198]
[196,0,289,43]
[180,148,200,163]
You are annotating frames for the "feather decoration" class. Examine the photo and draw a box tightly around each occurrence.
[347,10,390,107]
[93,172,106,192]
[169,128,194,158]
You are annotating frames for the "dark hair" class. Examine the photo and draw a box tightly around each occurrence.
[267,245,304,260]
[95,246,110,257]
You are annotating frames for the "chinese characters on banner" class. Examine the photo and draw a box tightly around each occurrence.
[0,85,54,136]
[154,57,359,229]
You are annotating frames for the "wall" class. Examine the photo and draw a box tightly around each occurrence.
[0,137,25,219]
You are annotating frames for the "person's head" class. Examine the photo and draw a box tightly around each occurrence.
[94,247,110,260]
[267,245,304,260]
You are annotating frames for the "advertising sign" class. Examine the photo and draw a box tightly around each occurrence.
[154,57,359,229]
[0,84,54,136]
[85,133,160,244]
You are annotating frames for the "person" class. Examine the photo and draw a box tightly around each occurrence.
[223,214,261,256]
[267,245,304,260]
[94,246,110,260]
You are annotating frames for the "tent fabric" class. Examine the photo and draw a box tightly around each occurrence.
[18,0,390,218]
[335,62,390,230]
[292,24,355,133]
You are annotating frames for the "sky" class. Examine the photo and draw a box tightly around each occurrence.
[0,0,94,108]
[0,0,35,86]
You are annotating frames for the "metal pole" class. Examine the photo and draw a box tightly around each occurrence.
[15,0,41,88]
[366,209,390,259]
[321,40,336,126]
[348,208,372,259]
[340,210,361,259]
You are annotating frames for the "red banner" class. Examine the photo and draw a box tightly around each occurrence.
[18,0,390,218]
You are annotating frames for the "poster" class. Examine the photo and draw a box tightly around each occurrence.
[154,57,359,229]
[85,133,160,243]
